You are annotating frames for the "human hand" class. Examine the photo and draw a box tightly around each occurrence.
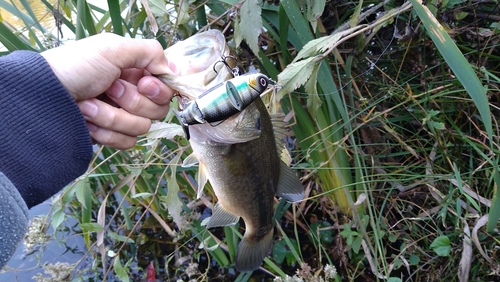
[41,33,177,149]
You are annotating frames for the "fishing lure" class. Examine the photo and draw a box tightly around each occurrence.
[174,73,269,139]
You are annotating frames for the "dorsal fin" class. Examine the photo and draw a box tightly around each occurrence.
[270,113,287,149]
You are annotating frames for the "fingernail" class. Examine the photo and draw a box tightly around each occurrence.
[86,121,98,132]
[80,100,98,118]
[168,61,179,75]
[143,81,160,98]
[107,80,125,99]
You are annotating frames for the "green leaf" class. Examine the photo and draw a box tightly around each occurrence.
[176,0,191,25]
[75,177,90,209]
[430,236,451,256]
[272,239,286,264]
[233,15,242,47]
[238,0,262,55]
[305,63,321,113]
[306,0,326,31]
[308,221,334,245]
[349,0,362,28]
[488,168,500,233]
[387,278,403,282]
[445,0,467,8]
[293,26,361,63]
[131,192,153,199]
[80,222,104,232]
[277,56,317,100]
[113,254,130,282]
[272,238,299,265]
[148,0,168,17]
[352,236,362,254]
[51,204,65,230]
[108,231,134,243]
[410,0,492,142]
[164,153,185,229]
[200,236,221,251]
[409,254,420,265]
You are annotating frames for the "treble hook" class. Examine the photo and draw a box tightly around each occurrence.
[213,55,240,77]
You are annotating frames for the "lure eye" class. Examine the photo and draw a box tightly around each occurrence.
[259,77,268,87]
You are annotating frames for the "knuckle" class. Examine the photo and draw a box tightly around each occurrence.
[133,119,151,136]
[107,109,121,129]
[128,94,143,113]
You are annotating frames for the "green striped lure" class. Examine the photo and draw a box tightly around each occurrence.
[174,73,269,139]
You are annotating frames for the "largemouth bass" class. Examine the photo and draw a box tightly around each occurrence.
[159,30,304,272]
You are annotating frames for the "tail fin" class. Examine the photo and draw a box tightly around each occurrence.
[235,229,274,272]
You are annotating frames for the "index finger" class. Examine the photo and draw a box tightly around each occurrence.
[97,34,175,75]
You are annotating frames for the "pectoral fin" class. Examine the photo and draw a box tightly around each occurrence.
[196,162,208,199]
[277,161,304,203]
[182,153,199,167]
[206,202,240,228]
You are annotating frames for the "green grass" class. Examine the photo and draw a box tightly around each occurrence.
[1,0,499,281]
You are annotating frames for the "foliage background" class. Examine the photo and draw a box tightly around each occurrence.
[1,0,499,281]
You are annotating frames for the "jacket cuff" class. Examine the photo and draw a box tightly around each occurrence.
[0,51,93,208]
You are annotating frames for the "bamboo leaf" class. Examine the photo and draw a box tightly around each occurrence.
[76,0,88,39]
[488,168,500,233]
[107,0,123,35]
[80,222,104,232]
[410,0,492,141]
[0,21,34,51]
[113,254,130,282]
[164,153,186,229]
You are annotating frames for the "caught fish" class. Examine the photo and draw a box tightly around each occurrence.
[174,73,269,139]
[159,30,304,272]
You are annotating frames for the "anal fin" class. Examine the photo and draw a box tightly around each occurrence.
[277,161,304,203]
[206,202,240,228]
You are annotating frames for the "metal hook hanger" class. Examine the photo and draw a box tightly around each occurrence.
[213,55,240,77]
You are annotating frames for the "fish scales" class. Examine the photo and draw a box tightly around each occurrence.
[157,30,304,272]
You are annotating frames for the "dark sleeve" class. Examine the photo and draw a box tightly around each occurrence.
[0,51,93,208]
